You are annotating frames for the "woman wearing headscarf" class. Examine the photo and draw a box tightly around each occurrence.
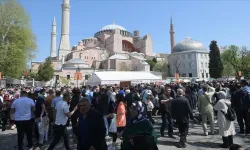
[121,101,158,150]
[214,91,236,148]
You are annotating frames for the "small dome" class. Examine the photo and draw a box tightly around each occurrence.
[100,23,126,31]
[173,37,207,53]
[63,58,89,69]
[108,54,128,60]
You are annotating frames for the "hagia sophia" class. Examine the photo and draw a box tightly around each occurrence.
[31,0,210,85]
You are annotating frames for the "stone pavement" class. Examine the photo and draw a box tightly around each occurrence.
[0,116,250,150]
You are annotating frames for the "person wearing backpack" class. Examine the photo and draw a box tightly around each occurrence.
[214,91,236,148]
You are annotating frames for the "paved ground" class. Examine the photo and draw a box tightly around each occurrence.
[0,116,250,150]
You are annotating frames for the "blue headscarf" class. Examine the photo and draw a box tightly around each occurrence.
[129,101,148,124]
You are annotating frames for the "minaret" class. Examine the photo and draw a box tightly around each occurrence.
[170,15,175,53]
[50,17,57,57]
[58,0,70,60]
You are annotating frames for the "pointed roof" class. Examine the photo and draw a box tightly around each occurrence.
[170,14,173,25]
[170,15,174,32]
[52,16,56,25]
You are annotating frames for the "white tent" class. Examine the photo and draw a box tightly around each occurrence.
[86,71,162,86]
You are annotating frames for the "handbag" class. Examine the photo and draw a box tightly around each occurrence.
[108,114,117,133]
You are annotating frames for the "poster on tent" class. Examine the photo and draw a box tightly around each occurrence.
[120,81,131,87]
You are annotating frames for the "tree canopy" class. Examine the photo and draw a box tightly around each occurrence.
[0,0,36,78]
[208,41,223,78]
[153,61,170,79]
[221,45,250,78]
[37,57,54,81]
[146,59,157,71]
[220,48,236,77]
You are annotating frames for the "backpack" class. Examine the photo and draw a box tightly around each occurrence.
[221,103,236,121]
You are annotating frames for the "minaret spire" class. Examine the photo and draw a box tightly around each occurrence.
[50,17,57,57]
[170,15,175,53]
[58,0,70,60]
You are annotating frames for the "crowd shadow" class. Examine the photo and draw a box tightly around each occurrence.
[157,140,179,148]
[188,141,220,148]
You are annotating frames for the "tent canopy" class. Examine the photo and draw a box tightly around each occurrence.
[86,71,161,86]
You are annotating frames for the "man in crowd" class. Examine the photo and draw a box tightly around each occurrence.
[47,92,78,150]
[231,81,250,135]
[45,89,55,137]
[171,89,194,148]
[74,97,107,150]
[159,86,174,138]
[34,89,47,147]
[197,85,215,136]
[96,87,109,136]
[11,90,35,150]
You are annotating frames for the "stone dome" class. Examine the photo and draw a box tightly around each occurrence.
[63,58,89,69]
[100,23,126,31]
[67,58,87,64]
[173,37,207,53]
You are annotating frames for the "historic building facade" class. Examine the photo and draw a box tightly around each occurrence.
[31,0,152,85]
[167,17,210,80]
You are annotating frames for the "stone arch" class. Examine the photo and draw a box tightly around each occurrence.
[122,40,139,52]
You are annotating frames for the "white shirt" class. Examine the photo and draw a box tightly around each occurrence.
[0,96,3,103]
[11,97,35,121]
[55,100,69,125]
[146,100,154,111]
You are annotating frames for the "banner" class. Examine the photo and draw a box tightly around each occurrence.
[175,73,179,79]
[74,72,82,80]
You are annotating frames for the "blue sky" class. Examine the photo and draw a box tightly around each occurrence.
[19,0,250,62]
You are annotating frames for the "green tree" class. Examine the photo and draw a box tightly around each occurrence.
[209,41,224,78]
[37,57,54,81]
[152,57,157,63]
[220,49,236,77]
[0,0,37,78]
[221,45,250,78]
[146,60,156,71]
[153,61,170,78]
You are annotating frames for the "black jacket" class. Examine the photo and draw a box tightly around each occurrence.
[124,92,140,108]
[75,109,107,150]
[158,93,172,113]
[171,96,193,123]
[231,88,250,111]
[97,93,109,115]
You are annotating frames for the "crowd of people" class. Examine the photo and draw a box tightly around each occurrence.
[0,79,249,150]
